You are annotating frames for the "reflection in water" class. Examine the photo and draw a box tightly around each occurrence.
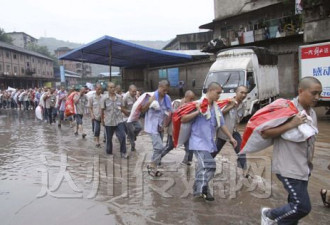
[0,110,329,225]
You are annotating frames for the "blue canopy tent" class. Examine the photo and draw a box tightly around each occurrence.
[59,35,192,81]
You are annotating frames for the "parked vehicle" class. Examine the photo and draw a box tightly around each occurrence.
[203,47,279,117]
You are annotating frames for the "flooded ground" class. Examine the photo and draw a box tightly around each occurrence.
[0,109,329,225]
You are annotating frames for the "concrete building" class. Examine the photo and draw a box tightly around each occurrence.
[6,32,38,49]
[303,0,330,43]
[199,0,308,98]
[0,41,54,89]
[196,0,330,98]
[163,31,213,50]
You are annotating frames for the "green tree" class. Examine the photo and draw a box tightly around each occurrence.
[26,43,52,57]
[0,28,13,44]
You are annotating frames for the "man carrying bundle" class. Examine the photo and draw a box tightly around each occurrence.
[261,77,322,225]
[141,80,172,177]
[212,85,249,175]
[181,82,237,201]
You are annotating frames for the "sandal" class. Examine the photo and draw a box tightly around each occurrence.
[147,164,163,177]
[320,189,330,207]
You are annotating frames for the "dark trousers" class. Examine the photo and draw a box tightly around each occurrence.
[24,101,29,110]
[269,174,311,225]
[161,135,192,162]
[46,107,54,124]
[93,119,101,137]
[211,131,246,170]
[125,121,142,148]
[161,134,175,158]
[104,123,126,155]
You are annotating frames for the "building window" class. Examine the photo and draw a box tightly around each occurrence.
[20,54,24,60]
[13,54,17,59]
[0,64,2,71]
[21,67,25,74]
[32,58,35,63]
[0,50,2,58]
[6,51,10,58]
[6,65,10,72]
[14,66,17,73]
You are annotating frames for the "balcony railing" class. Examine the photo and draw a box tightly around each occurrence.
[226,14,303,46]
[25,68,36,75]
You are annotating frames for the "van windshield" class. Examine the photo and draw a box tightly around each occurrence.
[204,71,245,93]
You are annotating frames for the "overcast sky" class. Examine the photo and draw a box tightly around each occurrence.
[1,0,214,43]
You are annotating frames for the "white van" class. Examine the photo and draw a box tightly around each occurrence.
[202,47,279,116]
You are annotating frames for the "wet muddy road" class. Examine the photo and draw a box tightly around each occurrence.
[0,109,329,225]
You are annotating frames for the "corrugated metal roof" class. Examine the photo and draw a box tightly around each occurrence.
[165,50,212,57]
[59,35,192,68]
[0,41,53,61]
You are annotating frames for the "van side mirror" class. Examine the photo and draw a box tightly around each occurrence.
[192,79,196,88]
[202,87,207,94]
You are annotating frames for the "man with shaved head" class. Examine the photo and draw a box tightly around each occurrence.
[89,84,103,147]
[141,80,172,176]
[181,82,237,201]
[123,84,142,151]
[101,82,129,158]
[57,86,67,128]
[212,85,249,175]
[73,86,88,138]
[261,76,322,224]
[160,90,196,165]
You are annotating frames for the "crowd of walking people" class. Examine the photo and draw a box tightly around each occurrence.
[1,76,329,224]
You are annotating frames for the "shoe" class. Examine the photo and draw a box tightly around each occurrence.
[193,193,204,199]
[202,186,215,201]
[82,133,87,139]
[121,153,129,159]
[103,139,106,143]
[193,191,214,201]
[96,144,101,148]
[321,189,330,207]
[131,147,136,152]
[74,132,78,136]
[181,161,192,166]
[147,164,162,177]
[58,123,61,128]
[244,173,254,183]
[261,207,276,225]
